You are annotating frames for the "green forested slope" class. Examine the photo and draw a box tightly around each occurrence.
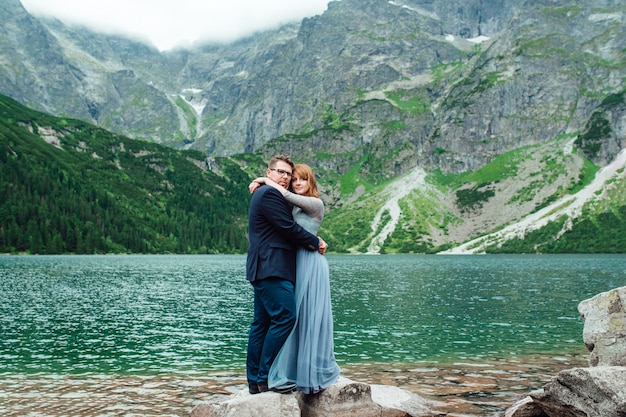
[2,92,625,255]
[485,207,626,253]
[0,94,253,254]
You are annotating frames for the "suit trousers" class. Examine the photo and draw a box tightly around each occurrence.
[246,277,296,387]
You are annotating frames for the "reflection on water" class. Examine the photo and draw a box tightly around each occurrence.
[1,254,622,376]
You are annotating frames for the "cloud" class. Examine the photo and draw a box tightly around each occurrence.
[20,0,331,51]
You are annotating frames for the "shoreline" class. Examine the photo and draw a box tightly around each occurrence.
[0,351,589,416]
[340,352,589,415]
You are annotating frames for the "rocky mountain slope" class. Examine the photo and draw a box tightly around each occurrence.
[4,0,623,168]
[1,0,625,253]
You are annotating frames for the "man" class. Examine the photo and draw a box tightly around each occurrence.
[246,154,327,394]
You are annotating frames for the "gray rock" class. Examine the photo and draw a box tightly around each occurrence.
[503,393,547,417]
[190,389,300,417]
[297,377,381,417]
[190,377,443,417]
[578,286,626,367]
[370,384,446,417]
[530,367,626,417]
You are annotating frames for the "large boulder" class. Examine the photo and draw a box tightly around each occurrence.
[578,286,626,367]
[529,367,626,417]
[506,367,626,417]
[190,377,444,417]
[297,378,381,417]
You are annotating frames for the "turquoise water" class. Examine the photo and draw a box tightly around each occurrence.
[1,254,623,377]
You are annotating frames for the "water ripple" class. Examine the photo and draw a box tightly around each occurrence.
[1,254,622,375]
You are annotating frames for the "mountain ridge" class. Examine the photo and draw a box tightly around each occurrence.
[1,0,625,253]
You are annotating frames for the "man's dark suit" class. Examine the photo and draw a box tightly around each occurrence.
[246,185,319,390]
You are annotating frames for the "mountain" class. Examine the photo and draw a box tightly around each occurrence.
[2,89,625,254]
[4,0,623,166]
[1,0,625,254]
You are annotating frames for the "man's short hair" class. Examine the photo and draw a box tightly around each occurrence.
[269,154,294,169]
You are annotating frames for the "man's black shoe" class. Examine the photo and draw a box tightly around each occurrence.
[249,382,269,394]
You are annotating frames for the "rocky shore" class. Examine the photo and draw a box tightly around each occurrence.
[191,286,626,417]
[0,353,587,416]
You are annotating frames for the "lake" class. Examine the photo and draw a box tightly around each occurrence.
[1,254,623,415]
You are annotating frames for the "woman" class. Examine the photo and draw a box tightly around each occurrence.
[249,164,340,394]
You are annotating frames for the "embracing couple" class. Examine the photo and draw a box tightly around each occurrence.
[245,154,340,395]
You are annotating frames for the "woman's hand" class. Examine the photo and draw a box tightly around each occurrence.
[248,177,267,193]
[318,237,328,255]
[248,177,286,194]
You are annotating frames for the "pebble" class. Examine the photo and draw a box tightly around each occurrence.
[0,352,588,416]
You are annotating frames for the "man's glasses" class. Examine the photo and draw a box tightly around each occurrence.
[269,168,293,178]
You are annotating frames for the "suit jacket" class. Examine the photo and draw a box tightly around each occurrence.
[246,185,319,283]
